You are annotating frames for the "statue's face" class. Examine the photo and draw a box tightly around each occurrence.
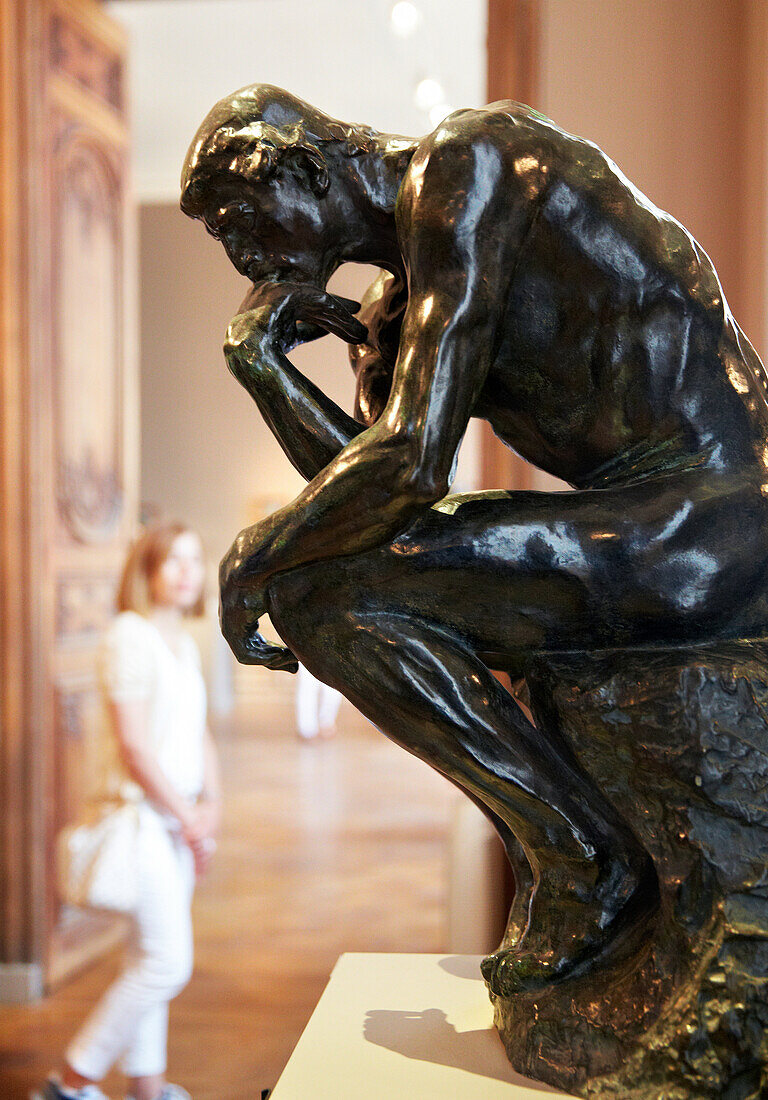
[199,174,327,285]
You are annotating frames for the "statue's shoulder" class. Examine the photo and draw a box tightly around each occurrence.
[409,100,559,165]
[422,100,563,145]
[399,102,558,226]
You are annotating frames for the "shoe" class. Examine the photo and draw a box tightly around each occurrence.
[31,1079,109,1100]
[296,728,319,741]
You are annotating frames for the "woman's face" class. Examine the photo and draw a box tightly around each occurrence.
[151,531,205,612]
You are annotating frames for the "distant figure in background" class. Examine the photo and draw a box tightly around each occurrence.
[295,662,342,741]
[37,522,221,1100]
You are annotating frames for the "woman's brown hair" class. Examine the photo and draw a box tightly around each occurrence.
[116,521,206,617]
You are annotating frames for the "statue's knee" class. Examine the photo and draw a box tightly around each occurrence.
[268,564,347,652]
[266,569,305,618]
[269,565,329,618]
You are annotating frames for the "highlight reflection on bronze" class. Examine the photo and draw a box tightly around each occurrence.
[182,86,768,1098]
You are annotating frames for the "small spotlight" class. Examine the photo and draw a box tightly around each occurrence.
[429,103,455,127]
[390,1,421,37]
[414,78,444,112]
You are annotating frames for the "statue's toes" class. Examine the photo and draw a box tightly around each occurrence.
[480,949,498,988]
[483,947,558,996]
[483,858,661,998]
[482,948,544,997]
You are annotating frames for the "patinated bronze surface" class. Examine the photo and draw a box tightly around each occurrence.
[181,86,768,1096]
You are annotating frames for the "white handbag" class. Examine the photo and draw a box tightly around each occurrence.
[57,802,141,914]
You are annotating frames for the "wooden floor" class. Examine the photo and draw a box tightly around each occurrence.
[0,693,456,1099]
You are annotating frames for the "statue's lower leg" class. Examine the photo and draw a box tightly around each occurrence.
[482,844,659,994]
[270,590,659,994]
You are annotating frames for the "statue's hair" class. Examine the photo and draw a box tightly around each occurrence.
[181,84,377,214]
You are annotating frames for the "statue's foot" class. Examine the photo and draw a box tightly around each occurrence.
[498,875,533,952]
[482,852,658,996]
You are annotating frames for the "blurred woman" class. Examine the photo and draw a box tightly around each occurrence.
[38,521,220,1100]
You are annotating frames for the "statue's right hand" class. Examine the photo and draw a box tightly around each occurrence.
[225,281,367,363]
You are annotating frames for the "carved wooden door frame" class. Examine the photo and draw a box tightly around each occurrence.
[0,0,138,1000]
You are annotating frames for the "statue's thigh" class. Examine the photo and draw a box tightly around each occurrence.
[281,491,612,653]
[271,474,768,658]
[353,475,767,649]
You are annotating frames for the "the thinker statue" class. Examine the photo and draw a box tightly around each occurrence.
[182,87,768,1098]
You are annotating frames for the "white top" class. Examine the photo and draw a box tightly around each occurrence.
[96,610,207,815]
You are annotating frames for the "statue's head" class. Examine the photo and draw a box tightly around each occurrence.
[182,85,376,209]
[180,85,378,282]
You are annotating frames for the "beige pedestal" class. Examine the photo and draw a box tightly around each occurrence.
[270,953,576,1099]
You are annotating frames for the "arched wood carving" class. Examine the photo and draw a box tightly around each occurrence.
[52,130,125,543]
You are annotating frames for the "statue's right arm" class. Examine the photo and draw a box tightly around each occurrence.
[220,129,530,593]
[224,282,369,482]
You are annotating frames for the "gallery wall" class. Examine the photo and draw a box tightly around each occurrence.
[538,0,767,358]
[108,0,487,202]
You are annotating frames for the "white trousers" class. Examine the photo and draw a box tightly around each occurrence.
[296,663,342,738]
[67,806,195,1080]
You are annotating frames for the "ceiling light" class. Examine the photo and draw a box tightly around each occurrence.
[390,1,421,37]
[429,103,455,127]
[414,78,444,112]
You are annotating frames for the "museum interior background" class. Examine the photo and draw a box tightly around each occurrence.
[1,0,768,1096]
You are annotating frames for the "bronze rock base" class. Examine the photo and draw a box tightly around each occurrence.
[489,642,768,1100]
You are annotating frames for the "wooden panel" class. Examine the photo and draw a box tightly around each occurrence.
[49,6,124,113]
[487,0,540,106]
[481,0,541,492]
[53,680,101,843]
[0,0,138,995]
[56,572,119,645]
[52,125,126,543]
[0,0,32,969]
[43,0,137,988]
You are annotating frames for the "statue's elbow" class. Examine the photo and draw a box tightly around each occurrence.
[223,318,270,384]
[399,460,450,507]
[375,430,449,509]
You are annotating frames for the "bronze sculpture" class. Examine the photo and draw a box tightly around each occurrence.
[181,86,768,1097]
